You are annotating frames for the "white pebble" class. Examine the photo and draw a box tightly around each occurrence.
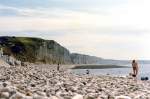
[72,94,83,99]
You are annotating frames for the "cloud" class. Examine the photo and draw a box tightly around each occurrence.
[38,31,147,59]
[0,0,150,59]
[0,5,56,17]
[0,0,127,10]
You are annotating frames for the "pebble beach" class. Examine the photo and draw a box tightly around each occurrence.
[0,63,150,99]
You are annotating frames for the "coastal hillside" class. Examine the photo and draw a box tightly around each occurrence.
[0,36,71,64]
[1,36,149,65]
[71,53,103,64]
[0,36,104,64]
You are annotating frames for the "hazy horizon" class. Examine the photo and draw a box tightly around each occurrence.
[0,0,150,60]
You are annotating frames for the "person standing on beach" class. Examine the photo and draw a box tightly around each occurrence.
[132,60,139,77]
[86,69,90,74]
[57,63,60,71]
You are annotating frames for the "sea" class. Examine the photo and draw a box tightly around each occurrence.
[72,63,150,79]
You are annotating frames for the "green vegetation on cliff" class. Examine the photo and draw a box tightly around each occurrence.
[0,36,71,64]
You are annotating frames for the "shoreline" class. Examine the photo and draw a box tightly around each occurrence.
[72,64,130,69]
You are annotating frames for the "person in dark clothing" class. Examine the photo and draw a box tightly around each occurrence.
[86,69,90,74]
[57,63,60,71]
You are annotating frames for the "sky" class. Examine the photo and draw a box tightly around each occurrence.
[0,0,150,60]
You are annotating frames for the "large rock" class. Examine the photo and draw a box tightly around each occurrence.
[0,92,10,98]
[14,60,21,66]
[0,59,10,67]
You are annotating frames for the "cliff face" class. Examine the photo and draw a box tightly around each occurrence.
[71,53,103,64]
[0,36,72,64]
[0,36,139,65]
[36,40,72,64]
[0,36,115,64]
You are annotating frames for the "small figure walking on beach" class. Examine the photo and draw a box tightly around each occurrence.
[132,60,139,77]
[57,63,60,71]
[86,69,90,74]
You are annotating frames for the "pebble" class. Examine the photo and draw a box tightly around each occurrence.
[115,95,131,99]
[26,91,32,96]
[0,64,149,99]
[10,92,24,99]
[2,83,8,87]
[36,91,46,96]
[0,92,10,98]
[50,96,59,99]
[72,94,83,99]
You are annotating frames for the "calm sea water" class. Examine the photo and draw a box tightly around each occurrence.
[72,64,150,79]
